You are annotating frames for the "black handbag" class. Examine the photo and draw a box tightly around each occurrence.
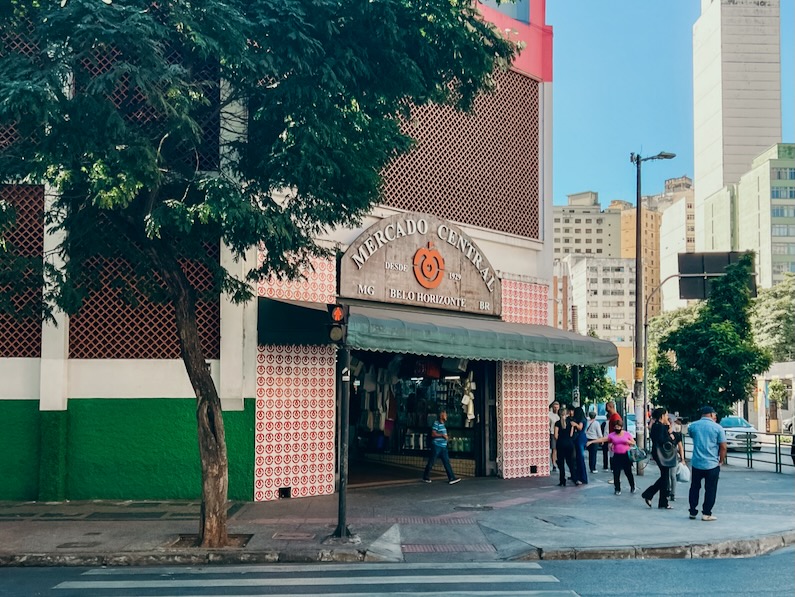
[656,441,678,468]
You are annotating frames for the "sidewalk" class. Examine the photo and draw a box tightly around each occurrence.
[1,464,793,566]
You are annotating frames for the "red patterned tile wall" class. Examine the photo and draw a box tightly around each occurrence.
[256,256,336,303]
[0,185,44,358]
[497,279,551,479]
[254,344,337,502]
[255,255,337,501]
[380,69,540,239]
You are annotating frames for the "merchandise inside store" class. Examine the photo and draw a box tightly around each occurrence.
[346,351,497,482]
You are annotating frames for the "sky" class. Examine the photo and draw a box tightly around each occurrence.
[546,0,795,206]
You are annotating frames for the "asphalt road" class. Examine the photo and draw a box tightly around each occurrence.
[2,548,793,597]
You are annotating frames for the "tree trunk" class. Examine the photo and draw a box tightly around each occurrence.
[146,246,229,548]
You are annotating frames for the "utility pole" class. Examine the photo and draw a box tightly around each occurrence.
[630,151,675,472]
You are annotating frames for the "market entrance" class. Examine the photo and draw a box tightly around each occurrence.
[345,350,497,485]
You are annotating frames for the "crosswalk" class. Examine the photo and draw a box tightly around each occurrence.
[51,562,579,596]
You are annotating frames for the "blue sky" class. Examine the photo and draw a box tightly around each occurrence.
[546,0,795,205]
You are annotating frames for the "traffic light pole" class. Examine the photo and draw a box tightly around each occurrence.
[332,345,352,539]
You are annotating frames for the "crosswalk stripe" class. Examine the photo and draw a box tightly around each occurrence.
[55,574,559,590]
[82,561,542,575]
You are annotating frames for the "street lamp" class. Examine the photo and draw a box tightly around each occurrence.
[630,151,675,460]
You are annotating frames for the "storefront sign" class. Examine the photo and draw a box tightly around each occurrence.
[340,213,502,316]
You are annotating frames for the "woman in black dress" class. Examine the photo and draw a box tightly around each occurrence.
[554,408,581,486]
[641,407,677,509]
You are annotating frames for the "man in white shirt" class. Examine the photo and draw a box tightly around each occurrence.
[584,410,603,473]
[549,401,560,472]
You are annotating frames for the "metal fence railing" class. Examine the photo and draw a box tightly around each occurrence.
[681,431,795,473]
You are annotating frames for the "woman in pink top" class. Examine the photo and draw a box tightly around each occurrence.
[587,422,636,495]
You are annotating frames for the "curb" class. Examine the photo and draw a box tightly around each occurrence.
[0,548,367,568]
[1,530,793,567]
[520,530,795,561]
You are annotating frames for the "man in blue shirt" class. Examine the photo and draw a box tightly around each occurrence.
[687,406,727,521]
[422,410,461,485]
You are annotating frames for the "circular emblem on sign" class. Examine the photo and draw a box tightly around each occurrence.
[413,242,445,289]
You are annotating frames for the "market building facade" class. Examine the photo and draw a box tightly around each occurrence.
[1,1,616,503]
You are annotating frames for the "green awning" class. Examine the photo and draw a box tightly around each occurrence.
[258,298,618,366]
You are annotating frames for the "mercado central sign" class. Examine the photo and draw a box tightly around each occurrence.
[340,213,502,317]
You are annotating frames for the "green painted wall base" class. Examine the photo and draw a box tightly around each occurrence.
[39,410,68,501]
[0,398,254,502]
[0,400,41,500]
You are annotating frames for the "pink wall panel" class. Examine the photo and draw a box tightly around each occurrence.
[254,344,337,502]
[255,256,338,501]
[497,280,551,479]
[256,256,336,304]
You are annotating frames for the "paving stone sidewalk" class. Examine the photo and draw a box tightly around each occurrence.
[1,465,792,566]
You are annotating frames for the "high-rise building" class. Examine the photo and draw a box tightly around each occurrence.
[613,202,663,319]
[552,192,621,259]
[563,255,636,388]
[552,192,620,331]
[658,177,697,311]
[693,0,782,252]
[737,144,795,287]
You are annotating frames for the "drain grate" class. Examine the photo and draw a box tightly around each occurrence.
[272,532,316,540]
[402,543,496,553]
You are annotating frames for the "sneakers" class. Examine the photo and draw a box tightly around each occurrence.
[630,488,637,494]
[591,470,598,474]
[614,490,621,495]
[702,514,717,521]
[449,478,461,485]
[689,514,697,520]
[422,479,432,484]
[607,479,614,484]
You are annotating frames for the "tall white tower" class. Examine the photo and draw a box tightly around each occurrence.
[693,0,781,251]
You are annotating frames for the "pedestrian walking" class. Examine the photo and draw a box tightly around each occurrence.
[585,411,603,473]
[572,406,588,484]
[549,401,560,473]
[422,410,461,485]
[554,407,580,486]
[687,406,727,521]
[605,401,623,483]
[667,416,686,502]
[587,419,636,494]
[641,407,677,510]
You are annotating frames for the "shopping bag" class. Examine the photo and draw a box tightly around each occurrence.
[676,462,691,483]
[627,447,647,463]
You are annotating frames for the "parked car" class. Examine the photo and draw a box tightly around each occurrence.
[719,416,762,451]
[782,416,794,434]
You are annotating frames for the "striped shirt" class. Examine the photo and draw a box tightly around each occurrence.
[432,420,448,448]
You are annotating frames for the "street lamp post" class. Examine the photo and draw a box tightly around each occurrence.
[630,151,675,466]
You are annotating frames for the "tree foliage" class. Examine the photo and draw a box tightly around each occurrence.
[0,0,517,546]
[645,302,701,399]
[651,254,771,419]
[751,273,795,363]
[767,379,789,407]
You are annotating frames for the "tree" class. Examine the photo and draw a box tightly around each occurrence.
[652,254,771,419]
[767,378,790,423]
[0,0,516,546]
[751,273,795,363]
[645,303,701,399]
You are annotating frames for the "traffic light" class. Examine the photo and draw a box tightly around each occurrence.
[327,303,349,344]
